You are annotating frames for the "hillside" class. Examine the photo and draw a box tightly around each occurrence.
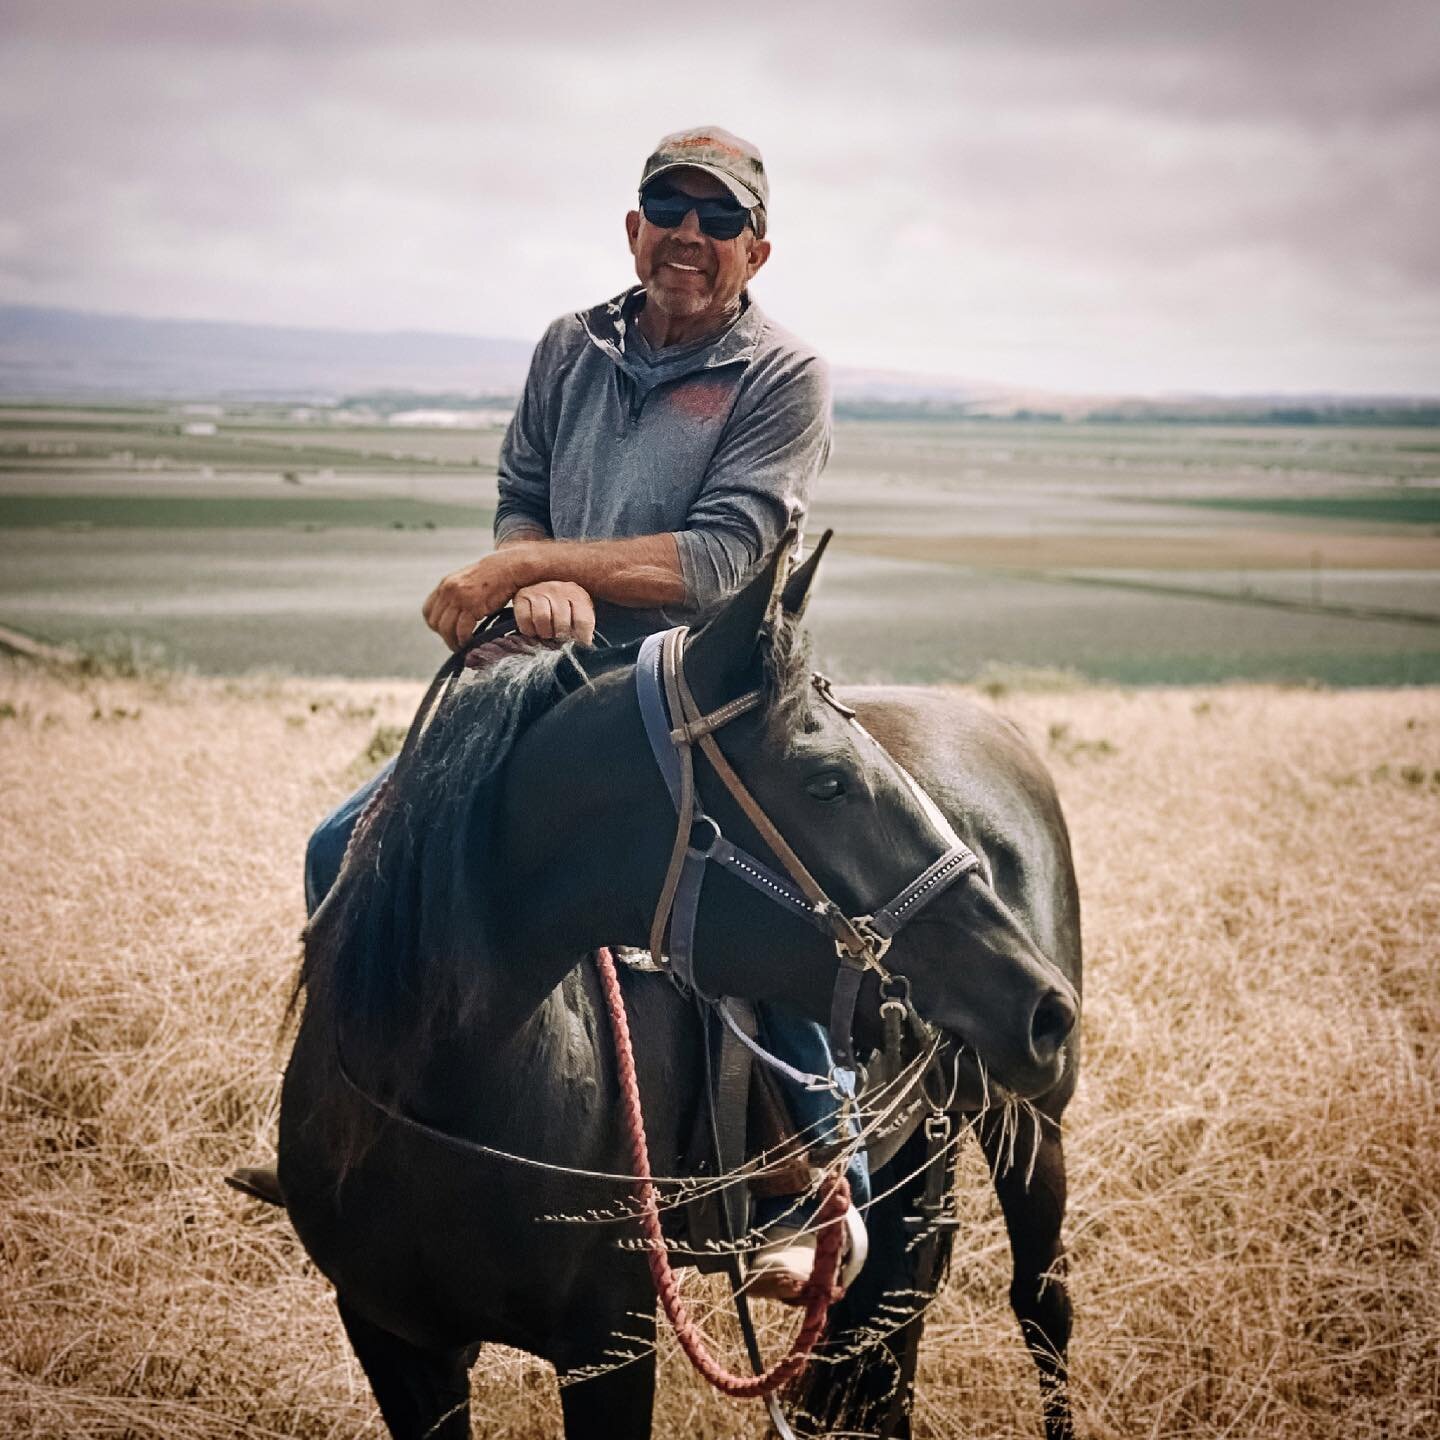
[3,662,1436,1437]
[4,304,1437,421]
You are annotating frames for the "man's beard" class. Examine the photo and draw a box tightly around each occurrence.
[645,276,710,318]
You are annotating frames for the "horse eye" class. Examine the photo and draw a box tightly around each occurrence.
[805,772,846,802]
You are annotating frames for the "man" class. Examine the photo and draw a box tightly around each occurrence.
[243,127,865,1301]
[420,127,829,655]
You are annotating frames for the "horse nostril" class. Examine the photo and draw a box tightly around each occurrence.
[1030,988,1077,1064]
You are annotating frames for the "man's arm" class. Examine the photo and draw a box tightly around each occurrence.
[428,311,688,646]
[422,533,685,650]
[672,353,831,609]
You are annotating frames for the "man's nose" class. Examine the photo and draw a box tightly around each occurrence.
[673,208,705,241]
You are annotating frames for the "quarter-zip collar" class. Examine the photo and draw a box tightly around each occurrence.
[580,285,763,400]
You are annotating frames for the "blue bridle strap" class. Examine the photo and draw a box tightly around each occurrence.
[637,630,685,804]
[637,631,830,990]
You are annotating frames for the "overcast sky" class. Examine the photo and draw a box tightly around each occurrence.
[2,0,1437,394]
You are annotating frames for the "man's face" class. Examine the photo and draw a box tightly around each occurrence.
[626,167,771,326]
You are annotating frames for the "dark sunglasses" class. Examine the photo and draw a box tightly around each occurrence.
[639,184,752,241]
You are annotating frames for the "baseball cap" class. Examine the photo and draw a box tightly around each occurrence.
[639,126,769,233]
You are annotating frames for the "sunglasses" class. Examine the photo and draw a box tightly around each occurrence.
[639,184,752,241]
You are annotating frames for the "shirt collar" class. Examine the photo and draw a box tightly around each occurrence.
[580,285,762,379]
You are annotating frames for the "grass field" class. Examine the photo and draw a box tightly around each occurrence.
[2,658,1436,1438]
[2,407,1438,685]
[0,494,492,530]
[1179,491,1440,525]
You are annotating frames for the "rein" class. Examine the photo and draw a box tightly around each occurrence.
[595,943,850,1398]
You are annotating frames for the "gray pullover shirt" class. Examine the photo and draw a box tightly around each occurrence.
[494,285,832,643]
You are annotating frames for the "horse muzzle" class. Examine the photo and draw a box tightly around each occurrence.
[897,894,1079,1101]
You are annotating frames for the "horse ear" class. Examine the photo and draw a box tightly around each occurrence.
[683,529,796,711]
[779,529,832,620]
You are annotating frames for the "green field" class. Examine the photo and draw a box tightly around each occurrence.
[1181,490,1440,525]
[0,493,492,529]
[2,405,1437,685]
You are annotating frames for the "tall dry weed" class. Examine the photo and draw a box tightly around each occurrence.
[1,665,1436,1437]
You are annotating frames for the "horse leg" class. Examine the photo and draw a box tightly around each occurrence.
[337,1297,476,1440]
[979,1109,1074,1440]
[553,1303,658,1440]
[789,1122,960,1439]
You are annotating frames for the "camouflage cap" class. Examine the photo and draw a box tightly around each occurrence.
[639,126,769,233]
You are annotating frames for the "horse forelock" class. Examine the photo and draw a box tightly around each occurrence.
[759,613,819,732]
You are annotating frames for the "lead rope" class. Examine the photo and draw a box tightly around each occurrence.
[594,945,850,1400]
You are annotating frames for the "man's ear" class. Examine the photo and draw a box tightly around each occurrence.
[626,209,641,255]
[682,529,796,712]
[779,529,832,621]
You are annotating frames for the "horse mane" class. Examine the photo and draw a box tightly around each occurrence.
[294,608,816,1084]
[296,644,583,1066]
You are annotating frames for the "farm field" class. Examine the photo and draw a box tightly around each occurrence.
[2,660,1436,1438]
[2,407,1438,684]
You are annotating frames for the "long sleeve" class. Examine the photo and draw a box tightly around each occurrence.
[671,353,831,609]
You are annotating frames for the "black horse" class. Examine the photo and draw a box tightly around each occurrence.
[279,538,1083,1439]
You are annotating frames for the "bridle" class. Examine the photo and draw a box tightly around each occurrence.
[637,625,984,1077]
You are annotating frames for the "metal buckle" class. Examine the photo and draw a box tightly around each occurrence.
[845,914,893,966]
[878,971,912,1020]
[924,1111,952,1144]
[687,814,723,858]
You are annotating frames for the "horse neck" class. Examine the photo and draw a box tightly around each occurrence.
[388,936,701,1179]
[408,959,601,1136]
[331,675,649,1096]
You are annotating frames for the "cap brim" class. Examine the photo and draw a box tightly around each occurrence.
[644,160,761,211]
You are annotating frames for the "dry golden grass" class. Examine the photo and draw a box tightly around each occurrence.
[2,662,1437,1438]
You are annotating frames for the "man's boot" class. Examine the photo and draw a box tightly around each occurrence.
[746,1067,868,1304]
[748,1204,869,1304]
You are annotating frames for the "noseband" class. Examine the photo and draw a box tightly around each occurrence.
[636,626,982,1078]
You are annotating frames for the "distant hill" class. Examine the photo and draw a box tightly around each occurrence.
[1,303,1435,423]
[0,305,535,401]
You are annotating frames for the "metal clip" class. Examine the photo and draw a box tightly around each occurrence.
[811,1064,857,1099]
[842,914,893,968]
[878,971,912,1020]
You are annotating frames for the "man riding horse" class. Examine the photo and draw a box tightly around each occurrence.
[234,126,870,1301]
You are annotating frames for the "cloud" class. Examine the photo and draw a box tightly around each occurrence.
[1,0,1436,392]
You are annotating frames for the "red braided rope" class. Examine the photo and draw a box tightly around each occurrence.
[593,946,849,1399]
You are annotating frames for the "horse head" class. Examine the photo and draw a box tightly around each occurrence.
[502,533,1077,1101]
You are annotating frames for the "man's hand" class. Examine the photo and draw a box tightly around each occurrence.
[513,581,596,645]
[422,553,522,650]
[423,533,685,650]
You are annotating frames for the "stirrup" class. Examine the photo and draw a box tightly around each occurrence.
[224,1164,285,1208]
[746,1203,868,1306]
